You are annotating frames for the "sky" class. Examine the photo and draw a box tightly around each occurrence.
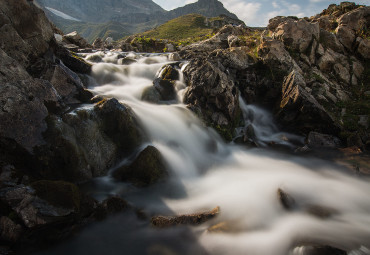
[152,0,370,27]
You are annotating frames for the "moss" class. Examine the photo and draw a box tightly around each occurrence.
[31,180,81,211]
[214,125,233,141]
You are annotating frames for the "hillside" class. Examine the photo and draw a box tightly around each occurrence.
[141,14,232,41]
[35,0,241,42]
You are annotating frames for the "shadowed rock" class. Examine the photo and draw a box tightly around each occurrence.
[151,207,220,228]
[113,146,168,187]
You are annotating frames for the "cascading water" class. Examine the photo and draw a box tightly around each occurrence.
[37,51,370,255]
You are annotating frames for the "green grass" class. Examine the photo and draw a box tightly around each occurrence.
[141,14,214,41]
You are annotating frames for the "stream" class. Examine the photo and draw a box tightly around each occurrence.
[36,51,370,255]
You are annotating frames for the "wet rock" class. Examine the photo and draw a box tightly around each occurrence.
[152,65,180,101]
[273,19,320,53]
[151,207,220,228]
[159,65,180,81]
[63,31,90,48]
[94,196,129,220]
[307,132,342,149]
[86,54,103,63]
[305,205,338,219]
[117,57,137,65]
[293,245,347,255]
[38,98,143,182]
[183,58,241,141]
[55,46,92,74]
[0,216,23,242]
[277,188,295,210]
[142,86,161,103]
[113,146,168,187]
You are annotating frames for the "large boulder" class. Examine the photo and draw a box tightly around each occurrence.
[276,70,341,135]
[183,58,241,140]
[0,0,53,64]
[38,98,144,182]
[113,146,168,187]
[273,19,320,53]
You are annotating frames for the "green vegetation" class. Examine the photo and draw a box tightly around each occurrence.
[141,14,214,41]
[53,17,131,43]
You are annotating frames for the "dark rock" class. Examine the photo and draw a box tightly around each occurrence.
[0,185,75,228]
[94,98,144,156]
[305,204,338,219]
[37,98,143,182]
[142,86,161,103]
[276,70,341,136]
[277,188,295,210]
[30,180,81,211]
[55,46,92,74]
[153,78,176,101]
[183,58,241,141]
[0,216,23,243]
[151,207,220,228]
[307,132,342,149]
[113,146,168,187]
[86,54,103,63]
[295,245,347,255]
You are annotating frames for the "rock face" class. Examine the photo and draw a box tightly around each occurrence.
[113,146,168,187]
[0,1,147,253]
[179,2,369,149]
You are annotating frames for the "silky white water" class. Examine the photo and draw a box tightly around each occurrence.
[41,51,370,255]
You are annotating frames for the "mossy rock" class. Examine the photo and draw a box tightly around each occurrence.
[153,78,176,101]
[113,146,168,187]
[159,65,179,81]
[31,180,81,211]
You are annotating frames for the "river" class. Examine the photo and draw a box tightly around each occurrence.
[36,51,370,255]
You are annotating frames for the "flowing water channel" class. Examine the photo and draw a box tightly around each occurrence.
[37,51,370,255]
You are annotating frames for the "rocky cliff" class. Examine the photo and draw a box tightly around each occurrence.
[0,1,144,253]
[179,2,369,150]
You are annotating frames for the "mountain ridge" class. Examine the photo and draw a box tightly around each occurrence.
[35,0,242,42]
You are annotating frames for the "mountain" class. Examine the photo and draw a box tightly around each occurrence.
[35,0,241,42]
[166,0,238,20]
[35,0,165,23]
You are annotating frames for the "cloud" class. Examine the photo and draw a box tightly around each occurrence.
[220,0,262,26]
[272,2,279,8]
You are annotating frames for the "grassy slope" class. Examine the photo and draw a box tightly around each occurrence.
[141,14,214,41]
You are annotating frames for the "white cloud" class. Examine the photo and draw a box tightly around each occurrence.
[289,4,301,12]
[272,2,279,8]
[220,0,262,26]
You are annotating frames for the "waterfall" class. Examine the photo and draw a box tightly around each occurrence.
[37,51,370,255]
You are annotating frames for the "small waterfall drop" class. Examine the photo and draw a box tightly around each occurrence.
[37,51,370,255]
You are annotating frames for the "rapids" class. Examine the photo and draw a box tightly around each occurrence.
[36,51,370,255]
